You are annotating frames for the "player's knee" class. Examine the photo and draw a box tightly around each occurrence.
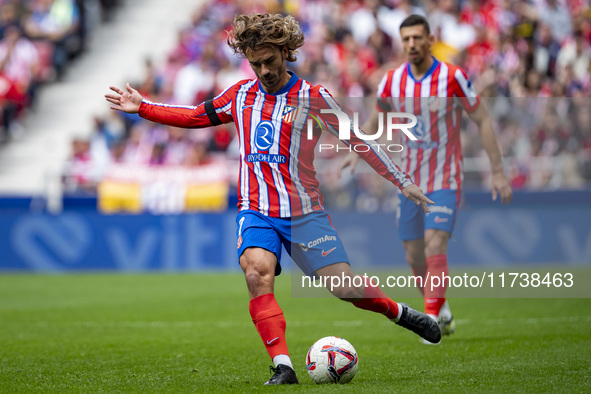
[244,271,265,290]
[405,246,425,267]
[403,240,425,267]
[240,252,274,284]
[243,265,274,293]
[406,249,423,267]
[425,237,447,257]
[242,260,271,278]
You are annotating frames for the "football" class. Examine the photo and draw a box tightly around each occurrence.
[305,336,358,384]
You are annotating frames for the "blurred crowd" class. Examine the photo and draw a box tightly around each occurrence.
[0,0,119,141]
[66,0,591,206]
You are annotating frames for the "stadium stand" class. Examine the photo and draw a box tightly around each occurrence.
[0,0,197,200]
[0,0,121,142]
[1,0,590,211]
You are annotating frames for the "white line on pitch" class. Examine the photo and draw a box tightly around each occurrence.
[9,316,590,329]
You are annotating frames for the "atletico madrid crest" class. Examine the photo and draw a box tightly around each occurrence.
[282,105,300,123]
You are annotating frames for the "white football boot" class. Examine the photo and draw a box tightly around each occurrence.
[438,301,456,336]
[421,301,455,344]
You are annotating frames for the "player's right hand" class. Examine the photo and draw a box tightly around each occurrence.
[491,172,513,204]
[337,152,360,179]
[105,83,143,114]
[401,184,435,213]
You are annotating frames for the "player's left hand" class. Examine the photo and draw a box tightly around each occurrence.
[402,184,435,213]
[491,172,512,204]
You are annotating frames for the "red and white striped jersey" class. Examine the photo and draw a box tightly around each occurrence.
[139,71,413,217]
[376,58,480,193]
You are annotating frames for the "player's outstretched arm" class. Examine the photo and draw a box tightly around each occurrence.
[469,104,513,204]
[401,184,434,213]
[105,83,143,114]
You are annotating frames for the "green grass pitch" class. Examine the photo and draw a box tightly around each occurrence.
[1,273,590,392]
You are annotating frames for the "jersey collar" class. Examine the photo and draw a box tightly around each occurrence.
[258,71,299,95]
[406,57,440,83]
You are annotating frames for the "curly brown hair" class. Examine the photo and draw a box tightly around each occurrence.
[227,13,305,62]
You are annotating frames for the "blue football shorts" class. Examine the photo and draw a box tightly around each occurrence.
[236,209,349,276]
[398,189,460,241]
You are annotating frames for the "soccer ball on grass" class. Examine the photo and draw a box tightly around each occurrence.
[305,336,358,384]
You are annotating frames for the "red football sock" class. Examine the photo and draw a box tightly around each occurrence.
[249,294,289,360]
[352,278,400,320]
[410,264,427,296]
[424,254,448,316]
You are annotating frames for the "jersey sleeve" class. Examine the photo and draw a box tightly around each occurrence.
[138,84,235,128]
[453,67,480,114]
[376,70,393,112]
[315,86,413,191]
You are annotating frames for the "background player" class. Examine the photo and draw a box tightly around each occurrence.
[339,14,513,341]
[106,13,441,385]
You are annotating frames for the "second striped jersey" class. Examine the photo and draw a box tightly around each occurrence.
[377,58,480,193]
